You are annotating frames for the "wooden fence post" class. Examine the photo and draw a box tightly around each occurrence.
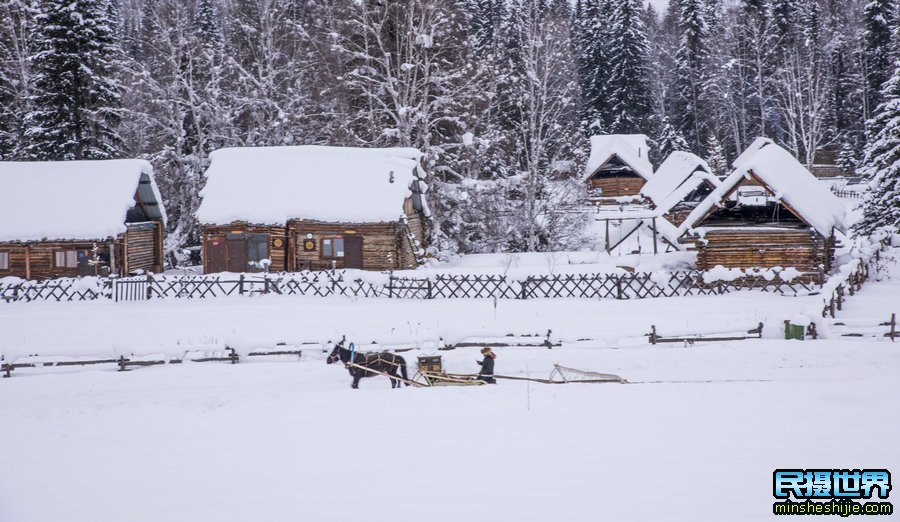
[146,274,153,300]
[238,274,245,295]
[426,278,433,299]
[520,277,530,300]
[388,273,394,298]
[649,325,657,345]
[616,275,623,300]
[890,313,896,342]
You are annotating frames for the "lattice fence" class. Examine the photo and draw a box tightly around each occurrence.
[1,268,823,304]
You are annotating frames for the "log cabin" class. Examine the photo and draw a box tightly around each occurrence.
[596,151,720,254]
[581,134,654,200]
[195,146,430,273]
[0,159,166,280]
[677,141,847,275]
[641,151,719,227]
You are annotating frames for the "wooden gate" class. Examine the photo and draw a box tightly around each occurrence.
[113,278,149,301]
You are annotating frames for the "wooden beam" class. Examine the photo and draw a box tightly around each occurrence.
[134,191,150,219]
[25,244,31,280]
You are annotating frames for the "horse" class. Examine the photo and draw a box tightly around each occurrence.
[326,342,410,389]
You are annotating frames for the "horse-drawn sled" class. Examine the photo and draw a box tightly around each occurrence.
[326,339,626,389]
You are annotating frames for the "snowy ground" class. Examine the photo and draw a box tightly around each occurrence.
[1,248,898,521]
[1,340,897,522]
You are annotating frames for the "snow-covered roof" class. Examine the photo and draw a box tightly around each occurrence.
[679,143,847,235]
[583,134,653,182]
[196,146,426,226]
[0,159,165,242]
[640,151,718,213]
[732,137,774,169]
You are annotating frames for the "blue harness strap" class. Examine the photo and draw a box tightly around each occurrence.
[348,342,356,364]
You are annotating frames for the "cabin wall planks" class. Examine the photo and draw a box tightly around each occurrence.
[693,228,834,275]
[588,177,646,197]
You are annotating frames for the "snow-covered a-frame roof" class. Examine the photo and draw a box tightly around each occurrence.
[679,142,847,235]
[0,159,165,242]
[582,134,653,181]
[640,151,718,213]
[732,137,775,169]
[195,146,427,226]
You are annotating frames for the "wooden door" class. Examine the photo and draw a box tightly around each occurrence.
[227,238,247,272]
[343,235,363,269]
[206,239,227,273]
[76,249,93,276]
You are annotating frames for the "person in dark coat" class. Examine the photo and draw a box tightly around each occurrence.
[476,347,496,384]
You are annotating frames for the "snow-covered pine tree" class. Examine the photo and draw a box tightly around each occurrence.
[862,0,897,124]
[855,57,900,236]
[606,0,652,133]
[673,0,709,150]
[0,0,31,160]
[655,115,690,160]
[575,0,615,132]
[24,0,124,160]
[837,141,859,174]
[706,134,728,177]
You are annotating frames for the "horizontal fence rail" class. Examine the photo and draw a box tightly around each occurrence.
[0,268,823,304]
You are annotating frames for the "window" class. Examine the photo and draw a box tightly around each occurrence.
[226,233,270,272]
[321,238,344,258]
[0,251,8,270]
[54,250,78,268]
[246,234,269,271]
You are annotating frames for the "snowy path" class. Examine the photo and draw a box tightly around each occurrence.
[0,340,897,522]
[2,291,823,362]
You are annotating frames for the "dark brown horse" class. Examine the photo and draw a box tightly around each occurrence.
[326,341,409,389]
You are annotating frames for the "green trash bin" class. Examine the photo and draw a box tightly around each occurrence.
[784,321,805,340]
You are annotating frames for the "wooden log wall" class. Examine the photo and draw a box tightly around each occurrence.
[0,240,114,280]
[202,224,288,273]
[588,176,646,197]
[696,228,831,273]
[665,207,694,227]
[124,222,160,274]
[288,220,413,271]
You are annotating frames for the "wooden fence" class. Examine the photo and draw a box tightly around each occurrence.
[0,269,823,304]
[830,186,862,198]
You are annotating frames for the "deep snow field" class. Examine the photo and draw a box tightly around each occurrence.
[1,252,898,522]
